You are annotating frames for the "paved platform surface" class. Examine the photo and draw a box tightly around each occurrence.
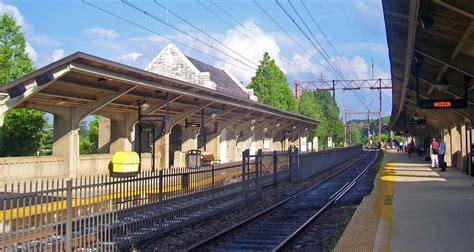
[335,149,474,252]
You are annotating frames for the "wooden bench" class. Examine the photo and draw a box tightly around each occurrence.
[201,152,220,166]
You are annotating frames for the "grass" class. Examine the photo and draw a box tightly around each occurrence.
[374,150,385,172]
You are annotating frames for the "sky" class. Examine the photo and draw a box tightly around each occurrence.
[1,0,392,121]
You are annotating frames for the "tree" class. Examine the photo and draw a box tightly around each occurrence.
[0,14,47,156]
[79,116,99,154]
[0,14,33,83]
[0,109,47,156]
[298,90,344,149]
[346,116,391,145]
[248,52,297,112]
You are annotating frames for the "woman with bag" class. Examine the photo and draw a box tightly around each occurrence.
[430,138,439,168]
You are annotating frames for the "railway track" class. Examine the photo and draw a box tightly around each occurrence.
[187,150,379,251]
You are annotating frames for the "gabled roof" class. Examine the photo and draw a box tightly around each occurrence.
[185,56,249,99]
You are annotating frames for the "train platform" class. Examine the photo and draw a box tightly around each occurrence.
[335,149,474,252]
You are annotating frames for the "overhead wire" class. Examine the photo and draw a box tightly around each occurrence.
[81,0,254,73]
[121,0,259,69]
[209,0,267,44]
[350,0,370,46]
[300,0,358,79]
[277,0,370,110]
[286,0,346,80]
[275,0,342,79]
[195,0,260,45]
[253,0,334,76]
[152,0,259,69]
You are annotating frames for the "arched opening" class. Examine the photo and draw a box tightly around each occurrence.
[0,108,51,157]
[79,115,99,155]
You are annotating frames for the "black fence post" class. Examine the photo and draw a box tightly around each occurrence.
[158,170,163,226]
[288,147,293,183]
[273,150,278,187]
[242,149,249,202]
[211,163,215,208]
[257,149,262,197]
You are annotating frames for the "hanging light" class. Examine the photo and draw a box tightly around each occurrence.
[210,113,217,119]
[138,100,150,112]
[412,112,419,121]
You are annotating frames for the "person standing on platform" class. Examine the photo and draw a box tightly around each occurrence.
[430,138,439,168]
[407,141,414,158]
[438,137,447,171]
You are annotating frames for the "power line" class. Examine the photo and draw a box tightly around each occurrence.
[196,0,260,45]
[253,0,334,76]
[81,0,254,73]
[350,0,370,46]
[278,0,370,110]
[286,0,346,80]
[121,0,258,69]
[152,0,259,69]
[289,0,372,110]
[300,0,358,79]
[209,0,266,44]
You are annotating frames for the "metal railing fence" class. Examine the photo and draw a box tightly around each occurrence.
[0,148,292,251]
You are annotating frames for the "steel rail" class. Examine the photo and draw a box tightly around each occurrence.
[186,150,372,251]
[274,150,379,251]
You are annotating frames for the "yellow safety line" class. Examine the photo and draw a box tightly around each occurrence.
[334,150,396,252]
[0,170,242,222]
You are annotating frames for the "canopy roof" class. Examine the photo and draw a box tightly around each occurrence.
[0,52,318,132]
[384,0,474,134]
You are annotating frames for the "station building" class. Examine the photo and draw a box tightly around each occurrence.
[0,44,318,183]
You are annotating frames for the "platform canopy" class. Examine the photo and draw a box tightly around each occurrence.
[0,52,318,135]
[384,0,474,134]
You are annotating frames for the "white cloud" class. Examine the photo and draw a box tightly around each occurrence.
[51,49,64,61]
[0,2,30,31]
[208,21,284,83]
[29,33,62,47]
[118,52,143,63]
[25,42,37,62]
[82,26,119,40]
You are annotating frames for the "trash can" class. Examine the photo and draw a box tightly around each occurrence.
[187,149,201,169]
[112,151,140,176]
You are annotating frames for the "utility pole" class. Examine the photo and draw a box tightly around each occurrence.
[378,78,382,146]
[344,113,347,147]
[367,112,370,145]
[344,110,380,147]
[371,59,374,79]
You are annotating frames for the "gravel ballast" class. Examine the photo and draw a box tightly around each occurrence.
[135,153,369,251]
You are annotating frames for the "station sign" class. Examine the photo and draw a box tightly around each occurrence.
[139,115,164,122]
[417,99,467,109]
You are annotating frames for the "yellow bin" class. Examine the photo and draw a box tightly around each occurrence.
[112,151,140,173]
